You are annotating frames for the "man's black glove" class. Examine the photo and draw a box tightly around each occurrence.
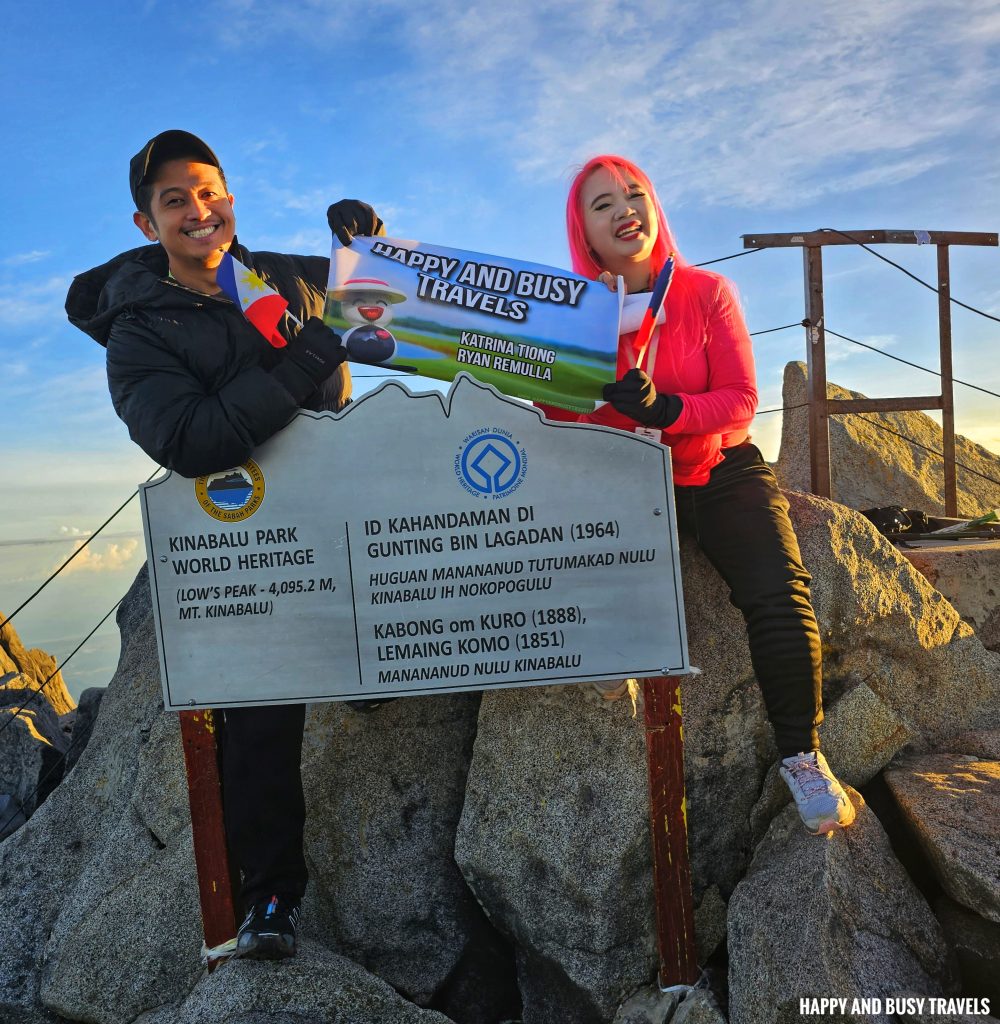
[271,317,347,405]
[327,200,385,245]
[602,368,683,428]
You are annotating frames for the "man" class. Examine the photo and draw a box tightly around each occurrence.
[65,129,382,959]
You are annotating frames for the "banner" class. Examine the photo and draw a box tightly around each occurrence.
[325,236,621,413]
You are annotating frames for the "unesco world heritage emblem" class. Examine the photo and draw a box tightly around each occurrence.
[194,460,266,522]
[455,428,528,499]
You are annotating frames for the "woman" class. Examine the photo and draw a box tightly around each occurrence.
[552,155,854,834]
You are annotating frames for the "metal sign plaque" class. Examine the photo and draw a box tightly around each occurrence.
[140,374,689,710]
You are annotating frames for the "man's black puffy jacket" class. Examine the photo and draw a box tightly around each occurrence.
[65,239,350,478]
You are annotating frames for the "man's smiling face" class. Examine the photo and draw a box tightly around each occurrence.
[133,158,235,275]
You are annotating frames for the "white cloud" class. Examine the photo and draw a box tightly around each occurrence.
[250,182,344,215]
[240,133,288,157]
[58,538,141,575]
[0,275,73,327]
[2,250,50,266]
[3,364,111,422]
[248,193,411,256]
[2,445,156,489]
[826,332,899,364]
[211,0,1000,209]
[253,229,329,256]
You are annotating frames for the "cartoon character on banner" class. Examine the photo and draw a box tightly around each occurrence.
[328,278,407,365]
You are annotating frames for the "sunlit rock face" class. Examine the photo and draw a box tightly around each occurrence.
[775,360,1000,517]
[0,672,69,823]
[0,617,75,717]
[0,617,76,830]
[902,542,1000,654]
[885,754,1000,925]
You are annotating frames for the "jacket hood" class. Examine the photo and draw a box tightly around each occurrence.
[65,239,252,347]
[65,244,167,347]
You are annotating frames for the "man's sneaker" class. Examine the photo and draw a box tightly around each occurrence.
[236,895,300,960]
[779,750,856,835]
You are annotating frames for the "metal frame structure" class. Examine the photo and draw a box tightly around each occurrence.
[740,230,998,516]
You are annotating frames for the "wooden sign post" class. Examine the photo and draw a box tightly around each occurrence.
[178,710,238,970]
[643,676,699,988]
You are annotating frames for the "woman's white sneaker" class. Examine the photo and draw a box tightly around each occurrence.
[779,750,856,834]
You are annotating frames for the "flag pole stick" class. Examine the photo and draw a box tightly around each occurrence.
[633,254,675,370]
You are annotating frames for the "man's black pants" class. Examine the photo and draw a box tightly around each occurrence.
[673,443,823,756]
[222,703,307,911]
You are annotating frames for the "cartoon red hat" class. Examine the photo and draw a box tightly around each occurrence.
[328,277,407,304]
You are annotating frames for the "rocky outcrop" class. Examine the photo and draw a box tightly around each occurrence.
[0,619,77,832]
[790,495,1000,754]
[0,672,70,820]
[902,541,1000,653]
[672,991,727,1024]
[934,896,1000,1007]
[300,694,516,1014]
[63,685,106,772]
[728,793,955,1024]
[885,754,1000,924]
[610,984,726,1024]
[132,940,457,1023]
[0,615,75,716]
[0,568,184,1024]
[2,486,999,1022]
[455,494,1000,1022]
[612,987,682,1024]
[0,794,26,841]
[774,361,1000,516]
[38,707,203,1023]
[456,683,657,1024]
[941,730,1000,761]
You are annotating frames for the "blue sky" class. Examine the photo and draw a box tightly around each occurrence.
[2,0,998,697]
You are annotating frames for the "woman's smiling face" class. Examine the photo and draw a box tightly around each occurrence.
[580,165,659,278]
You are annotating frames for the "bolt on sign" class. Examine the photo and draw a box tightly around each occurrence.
[140,375,690,710]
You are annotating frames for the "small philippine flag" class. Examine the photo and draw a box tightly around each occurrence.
[216,252,289,348]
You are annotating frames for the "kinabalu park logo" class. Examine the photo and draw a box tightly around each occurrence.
[195,461,265,522]
[455,428,528,499]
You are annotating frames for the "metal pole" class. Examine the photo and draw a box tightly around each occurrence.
[803,246,831,499]
[937,245,958,517]
[179,709,238,970]
[643,676,698,987]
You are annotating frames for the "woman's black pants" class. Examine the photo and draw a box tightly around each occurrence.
[673,444,823,756]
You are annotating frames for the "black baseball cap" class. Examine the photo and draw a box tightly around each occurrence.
[129,130,222,208]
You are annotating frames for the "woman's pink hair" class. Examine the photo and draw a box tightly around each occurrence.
[567,155,737,357]
[566,155,687,279]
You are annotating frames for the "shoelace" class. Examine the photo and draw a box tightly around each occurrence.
[240,900,300,932]
[784,756,830,797]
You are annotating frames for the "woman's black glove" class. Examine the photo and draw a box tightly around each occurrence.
[327,200,385,245]
[602,368,683,428]
[271,317,347,405]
